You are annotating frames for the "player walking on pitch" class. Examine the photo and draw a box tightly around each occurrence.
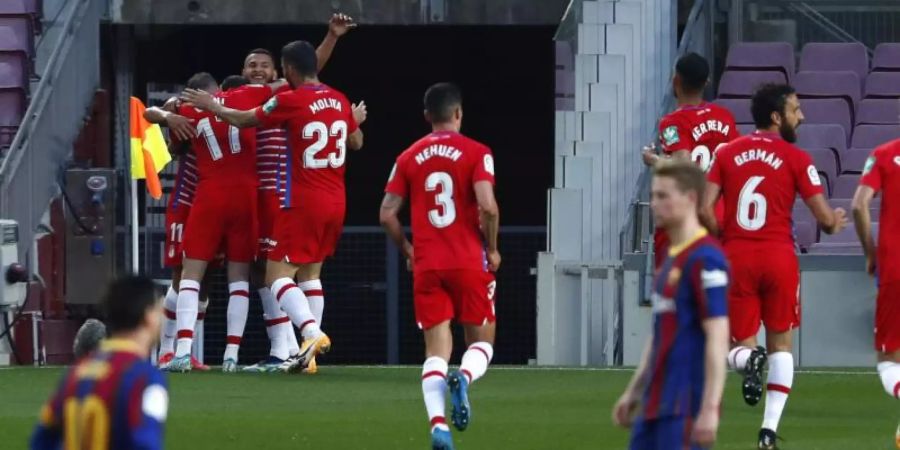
[182,40,365,372]
[380,83,500,450]
[703,83,847,449]
[613,161,730,450]
[851,139,900,448]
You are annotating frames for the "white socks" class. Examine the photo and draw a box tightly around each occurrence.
[271,277,321,341]
[160,286,178,355]
[224,281,249,362]
[728,346,753,371]
[422,356,450,432]
[762,352,794,432]
[459,342,493,385]
[299,280,325,326]
[261,287,290,360]
[175,279,200,357]
[877,361,900,399]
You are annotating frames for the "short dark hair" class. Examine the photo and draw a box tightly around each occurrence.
[102,276,160,335]
[654,160,707,200]
[281,40,318,78]
[751,83,796,129]
[424,82,462,123]
[221,75,249,90]
[186,72,217,91]
[247,48,272,58]
[675,52,709,93]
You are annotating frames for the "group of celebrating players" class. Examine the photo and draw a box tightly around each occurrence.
[616,52,900,450]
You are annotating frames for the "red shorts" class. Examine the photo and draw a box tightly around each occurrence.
[725,241,800,341]
[876,281,900,353]
[268,201,345,264]
[183,186,258,263]
[257,190,281,259]
[413,269,497,330]
[163,203,190,268]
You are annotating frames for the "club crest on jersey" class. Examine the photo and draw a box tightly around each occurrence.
[864,156,877,174]
[484,154,495,175]
[663,126,680,145]
[667,267,682,286]
[806,165,822,186]
[894,156,900,167]
[262,97,278,114]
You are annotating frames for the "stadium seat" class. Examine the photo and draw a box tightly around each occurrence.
[737,123,755,136]
[0,52,26,90]
[794,71,861,124]
[850,124,900,149]
[872,43,900,71]
[857,98,900,125]
[797,124,847,157]
[718,70,787,98]
[725,42,795,82]
[831,175,861,199]
[0,0,39,35]
[799,98,853,145]
[805,147,839,188]
[829,198,880,221]
[799,42,869,89]
[841,148,871,174]
[864,72,900,98]
[793,220,817,252]
[0,17,33,58]
[713,98,752,124]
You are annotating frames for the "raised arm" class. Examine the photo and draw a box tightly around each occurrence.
[180,88,260,128]
[316,13,356,72]
[475,180,500,271]
[852,185,877,275]
[143,99,195,142]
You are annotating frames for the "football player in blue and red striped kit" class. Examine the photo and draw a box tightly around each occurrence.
[613,161,730,449]
[31,276,168,450]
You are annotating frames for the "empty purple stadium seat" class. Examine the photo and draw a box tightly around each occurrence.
[0,19,32,57]
[0,52,26,89]
[841,148,871,174]
[556,41,573,70]
[793,200,814,224]
[799,43,869,88]
[713,98,753,124]
[873,43,900,72]
[737,123,755,136]
[865,72,900,98]
[806,148,839,187]
[832,175,860,199]
[725,42,795,81]
[857,99,900,125]
[851,124,900,149]
[800,98,853,144]
[829,198,881,221]
[718,70,787,98]
[797,124,847,156]
[793,220,816,251]
[795,71,861,124]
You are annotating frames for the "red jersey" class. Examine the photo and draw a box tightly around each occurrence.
[167,152,197,209]
[658,102,739,171]
[708,131,825,244]
[178,85,273,188]
[860,139,900,283]
[254,83,358,208]
[384,131,495,272]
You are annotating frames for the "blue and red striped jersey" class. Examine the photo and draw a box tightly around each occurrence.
[31,339,168,450]
[641,230,729,420]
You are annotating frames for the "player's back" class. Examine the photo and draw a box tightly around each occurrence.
[394,131,494,272]
[710,131,823,245]
[32,339,167,450]
[865,140,900,270]
[179,85,272,188]
[659,102,739,171]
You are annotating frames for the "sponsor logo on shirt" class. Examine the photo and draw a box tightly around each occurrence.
[262,97,278,114]
[662,125,680,146]
[651,293,677,314]
[807,165,822,186]
[864,156,877,174]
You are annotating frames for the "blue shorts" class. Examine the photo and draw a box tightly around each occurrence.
[629,415,703,450]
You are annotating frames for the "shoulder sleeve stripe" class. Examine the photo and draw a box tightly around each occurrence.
[701,269,728,289]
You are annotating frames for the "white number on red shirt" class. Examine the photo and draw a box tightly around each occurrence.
[302,120,347,169]
[738,176,768,231]
[692,143,726,172]
[425,172,456,228]
[196,117,241,161]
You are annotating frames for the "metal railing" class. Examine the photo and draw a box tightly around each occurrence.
[0,0,104,259]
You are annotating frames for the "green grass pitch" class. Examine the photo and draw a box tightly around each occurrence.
[0,366,897,449]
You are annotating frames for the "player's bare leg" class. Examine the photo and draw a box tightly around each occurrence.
[170,258,209,372]
[267,259,330,372]
[729,334,768,407]
[757,330,794,449]
[447,322,496,432]
[222,261,251,372]
[296,262,325,373]
[422,320,454,449]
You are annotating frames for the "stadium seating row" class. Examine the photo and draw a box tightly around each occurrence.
[0,0,41,152]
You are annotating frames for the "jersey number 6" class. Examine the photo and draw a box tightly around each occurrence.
[738,176,768,231]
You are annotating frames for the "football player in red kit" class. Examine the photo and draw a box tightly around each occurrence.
[380,83,500,450]
[643,52,739,268]
[704,83,847,449]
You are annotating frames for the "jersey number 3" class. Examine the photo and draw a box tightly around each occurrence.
[426,172,456,228]
[738,176,767,231]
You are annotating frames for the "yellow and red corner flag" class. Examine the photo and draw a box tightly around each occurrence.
[129,97,171,199]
